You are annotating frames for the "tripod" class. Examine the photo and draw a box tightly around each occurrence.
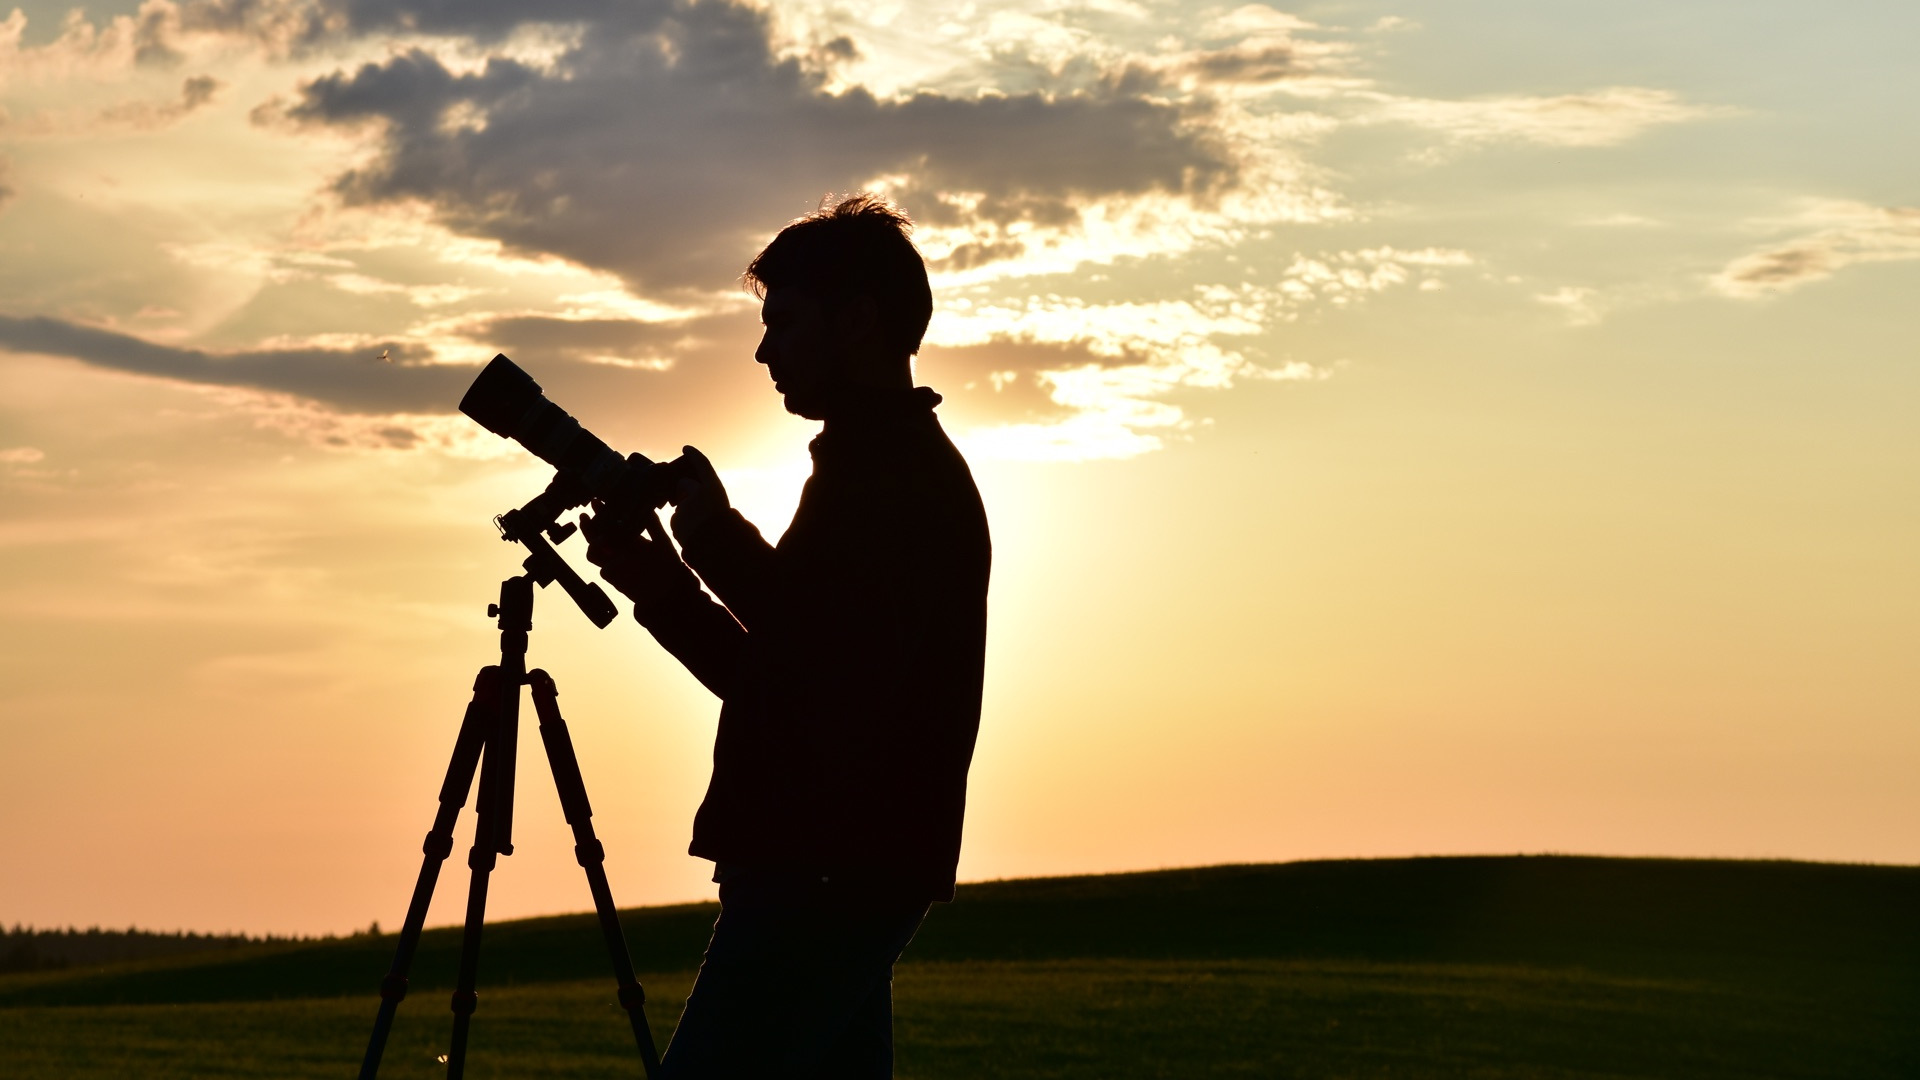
[357,570,661,1079]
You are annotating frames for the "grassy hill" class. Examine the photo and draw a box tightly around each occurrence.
[3,855,1916,1078]
[0,926,292,974]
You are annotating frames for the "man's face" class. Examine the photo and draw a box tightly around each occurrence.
[755,287,843,420]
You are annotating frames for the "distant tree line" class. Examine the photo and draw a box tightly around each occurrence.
[0,924,359,973]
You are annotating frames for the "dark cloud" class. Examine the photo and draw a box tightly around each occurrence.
[320,0,617,42]
[0,310,774,458]
[1182,43,1303,84]
[0,314,463,412]
[273,0,1235,289]
[182,74,223,108]
[1723,246,1831,288]
[0,308,1091,445]
[931,239,1028,272]
[97,75,227,129]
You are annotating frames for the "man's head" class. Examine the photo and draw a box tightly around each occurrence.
[744,194,932,419]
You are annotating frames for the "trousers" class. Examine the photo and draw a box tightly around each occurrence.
[657,868,931,1079]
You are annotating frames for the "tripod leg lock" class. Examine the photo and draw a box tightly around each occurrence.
[380,974,409,1002]
[450,989,479,1016]
[423,830,455,860]
[467,846,498,872]
[574,839,606,867]
[617,981,646,1011]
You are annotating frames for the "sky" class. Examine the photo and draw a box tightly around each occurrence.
[1,0,1915,937]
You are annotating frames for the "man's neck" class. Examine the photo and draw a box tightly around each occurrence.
[846,353,914,391]
[815,382,933,433]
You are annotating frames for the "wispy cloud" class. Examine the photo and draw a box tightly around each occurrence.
[1711,200,1920,299]
[923,246,1469,460]
[0,313,458,412]
[0,1,308,82]
[5,73,229,136]
[1364,86,1722,148]
[1535,285,1602,326]
[95,74,225,130]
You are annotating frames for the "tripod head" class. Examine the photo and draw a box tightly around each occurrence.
[463,354,684,629]
[494,480,619,628]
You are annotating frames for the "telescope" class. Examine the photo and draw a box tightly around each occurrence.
[458,353,681,628]
[358,353,676,1079]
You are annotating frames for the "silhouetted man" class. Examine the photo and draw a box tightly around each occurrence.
[584,195,990,1078]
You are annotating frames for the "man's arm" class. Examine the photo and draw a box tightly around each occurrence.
[582,510,746,699]
[632,583,747,699]
[664,447,782,631]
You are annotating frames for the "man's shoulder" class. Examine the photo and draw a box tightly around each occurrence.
[896,418,986,526]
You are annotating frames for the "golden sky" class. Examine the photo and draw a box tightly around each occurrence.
[1,0,1916,936]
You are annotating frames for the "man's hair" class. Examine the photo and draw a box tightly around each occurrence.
[744,193,933,358]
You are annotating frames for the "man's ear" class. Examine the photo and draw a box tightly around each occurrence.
[834,294,880,346]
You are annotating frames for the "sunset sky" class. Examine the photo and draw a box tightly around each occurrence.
[1,0,1915,937]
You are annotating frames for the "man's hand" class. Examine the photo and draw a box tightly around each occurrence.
[581,503,699,613]
[668,445,731,544]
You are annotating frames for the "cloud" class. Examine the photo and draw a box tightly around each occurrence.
[1579,212,1660,228]
[0,0,1716,464]
[1535,285,1601,326]
[1366,86,1720,148]
[0,307,777,457]
[445,309,747,374]
[0,71,226,137]
[1711,201,1920,299]
[0,1,298,80]
[1178,40,1303,84]
[269,0,1239,293]
[916,341,1088,427]
[1138,6,1335,88]
[95,74,225,129]
[0,313,463,412]
[918,246,1465,459]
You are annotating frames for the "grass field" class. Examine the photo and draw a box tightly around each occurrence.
[4,856,1916,1078]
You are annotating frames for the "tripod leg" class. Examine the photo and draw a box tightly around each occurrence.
[529,669,662,1078]
[446,665,518,1080]
[358,666,497,1080]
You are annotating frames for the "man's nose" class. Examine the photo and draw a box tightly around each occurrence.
[754,336,773,366]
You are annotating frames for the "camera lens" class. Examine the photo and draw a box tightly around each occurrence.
[460,354,545,438]
[460,354,636,499]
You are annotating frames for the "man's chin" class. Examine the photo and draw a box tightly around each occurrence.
[780,388,830,421]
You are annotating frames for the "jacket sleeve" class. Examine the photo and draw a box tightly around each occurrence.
[678,509,781,632]
[632,579,747,700]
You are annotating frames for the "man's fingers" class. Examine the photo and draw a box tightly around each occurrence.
[678,446,725,489]
[671,445,730,527]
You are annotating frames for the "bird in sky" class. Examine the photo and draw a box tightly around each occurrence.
[377,349,391,363]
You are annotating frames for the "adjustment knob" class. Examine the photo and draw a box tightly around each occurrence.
[486,603,500,617]
[546,521,578,544]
